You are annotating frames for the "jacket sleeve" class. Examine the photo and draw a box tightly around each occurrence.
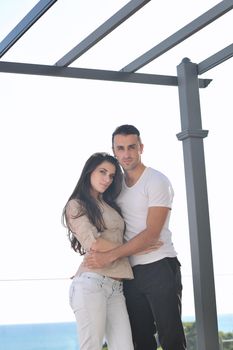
[65,200,98,251]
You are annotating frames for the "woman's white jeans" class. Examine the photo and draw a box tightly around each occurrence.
[69,272,134,350]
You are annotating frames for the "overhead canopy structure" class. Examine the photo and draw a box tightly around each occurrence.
[1,1,233,349]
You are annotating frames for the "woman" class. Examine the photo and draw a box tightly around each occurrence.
[62,152,134,350]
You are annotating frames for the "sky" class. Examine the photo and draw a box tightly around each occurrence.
[0,0,233,326]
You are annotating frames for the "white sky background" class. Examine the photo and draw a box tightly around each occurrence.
[0,0,233,325]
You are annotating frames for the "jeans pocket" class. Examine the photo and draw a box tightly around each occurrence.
[112,281,123,295]
[80,274,103,294]
[69,277,90,312]
[167,258,183,294]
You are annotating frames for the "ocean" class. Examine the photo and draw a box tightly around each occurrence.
[0,315,232,350]
[0,322,78,350]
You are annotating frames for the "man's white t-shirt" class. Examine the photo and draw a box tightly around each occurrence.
[117,167,177,266]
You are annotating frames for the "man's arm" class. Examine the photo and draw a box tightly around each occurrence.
[85,206,169,268]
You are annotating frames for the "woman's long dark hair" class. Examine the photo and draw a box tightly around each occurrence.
[62,152,123,255]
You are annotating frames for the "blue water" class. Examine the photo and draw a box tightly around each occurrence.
[0,322,78,350]
[183,313,233,333]
[0,315,232,350]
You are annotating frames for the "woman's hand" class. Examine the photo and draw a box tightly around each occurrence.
[134,239,163,255]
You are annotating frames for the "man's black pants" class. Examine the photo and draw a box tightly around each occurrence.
[123,257,187,350]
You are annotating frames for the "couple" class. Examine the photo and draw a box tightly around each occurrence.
[63,124,186,350]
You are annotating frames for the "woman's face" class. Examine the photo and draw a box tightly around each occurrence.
[90,161,116,198]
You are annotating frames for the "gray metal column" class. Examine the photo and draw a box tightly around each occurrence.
[176,58,219,350]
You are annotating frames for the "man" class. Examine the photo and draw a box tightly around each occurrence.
[86,124,186,350]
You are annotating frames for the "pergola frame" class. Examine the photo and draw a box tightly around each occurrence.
[1,1,233,349]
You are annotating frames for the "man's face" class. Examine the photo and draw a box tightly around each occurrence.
[112,134,143,171]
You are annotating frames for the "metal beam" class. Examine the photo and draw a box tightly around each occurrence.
[121,0,233,72]
[55,0,151,67]
[198,43,233,74]
[0,0,58,58]
[0,61,212,87]
[176,58,219,350]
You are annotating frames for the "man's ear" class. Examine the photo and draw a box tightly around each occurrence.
[112,147,116,157]
[140,143,144,154]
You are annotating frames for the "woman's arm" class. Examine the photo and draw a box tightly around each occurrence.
[91,237,121,252]
[85,206,168,267]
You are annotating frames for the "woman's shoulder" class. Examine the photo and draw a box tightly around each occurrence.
[66,199,83,215]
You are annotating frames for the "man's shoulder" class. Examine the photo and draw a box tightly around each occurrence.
[146,167,170,181]
[145,168,173,191]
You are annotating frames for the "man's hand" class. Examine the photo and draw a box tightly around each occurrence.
[84,250,114,269]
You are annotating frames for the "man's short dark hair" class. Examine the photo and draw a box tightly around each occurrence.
[112,124,141,146]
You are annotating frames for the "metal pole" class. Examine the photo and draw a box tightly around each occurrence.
[176,57,219,350]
